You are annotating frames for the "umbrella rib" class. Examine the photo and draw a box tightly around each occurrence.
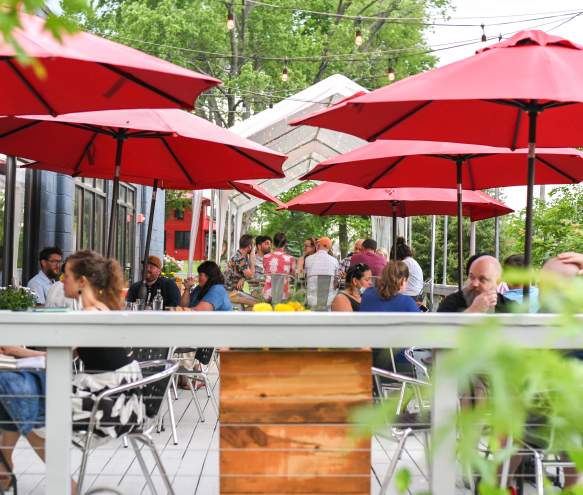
[301,162,336,180]
[365,156,406,189]
[368,101,433,141]
[160,137,194,184]
[466,159,476,190]
[226,145,282,177]
[55,121,115,137]
[73,132,99,175]
[4,59,56,115]
[535,156,578,183]
[98,63,190,109]
[228,181,252,200]
[319,202,336,216]
[0,120,41,140]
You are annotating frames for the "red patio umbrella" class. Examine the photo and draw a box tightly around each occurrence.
[184,180,284,207]
[301,140,583,287]
[0,109,287,261]
[0,13,220,115]
[282,183,512,285]
[291,30,583,283]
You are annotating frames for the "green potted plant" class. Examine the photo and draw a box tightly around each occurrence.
[0,286,37,310]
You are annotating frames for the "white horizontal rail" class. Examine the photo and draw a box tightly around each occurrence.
[0,311,580,348]
[0,311,580,495]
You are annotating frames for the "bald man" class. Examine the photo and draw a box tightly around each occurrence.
[438,255,514,313]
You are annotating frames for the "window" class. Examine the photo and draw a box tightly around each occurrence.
[175,231,190,250]
[174,209,184,220]
[73,178,107,255]
[116,183,136,281]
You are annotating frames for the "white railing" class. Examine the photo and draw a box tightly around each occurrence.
[1,311,582,495]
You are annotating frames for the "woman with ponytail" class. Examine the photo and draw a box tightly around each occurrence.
[360,261,420,313]
[0,251,138,492]
[389,237,424,299]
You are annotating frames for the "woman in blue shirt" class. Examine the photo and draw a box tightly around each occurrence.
[179,261,232,311]
[360,261,420,313]
[360,260,420,376]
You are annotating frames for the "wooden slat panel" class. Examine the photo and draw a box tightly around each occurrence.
[220,350,371,494]
[220,425,369,450]
[220,475,370,494]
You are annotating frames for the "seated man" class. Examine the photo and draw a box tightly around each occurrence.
[304,237,339,307]
[438,255,513,313]
[224,234,257,306]
[126,255,180,309]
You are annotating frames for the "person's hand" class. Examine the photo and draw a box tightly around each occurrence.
[467,290,497,313]
[236,278,245,291]
[558,252,583,274]
[183,277,196,290]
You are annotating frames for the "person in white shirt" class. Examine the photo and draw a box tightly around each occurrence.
[26,247,63,306]
[304,237,339,307]
[389,237,424,298]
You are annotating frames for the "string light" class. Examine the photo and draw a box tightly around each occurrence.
[387,64,396,82]
[481,23,487,42]
[281,57,289,82]
[227,12,235,30]
[354,17,363,47]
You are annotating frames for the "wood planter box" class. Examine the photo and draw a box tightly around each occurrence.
[220,350,372,494]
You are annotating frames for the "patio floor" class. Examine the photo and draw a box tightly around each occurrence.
[10,362,536,495]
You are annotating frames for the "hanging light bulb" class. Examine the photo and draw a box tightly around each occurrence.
[498,33,502,42]
[387,66,396,82]
[226,12,235,31]
[281,58,289,82]
[481,24,487,43]
[354,17,363,47]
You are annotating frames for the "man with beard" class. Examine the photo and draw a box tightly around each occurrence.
[438,255,513,313]
[27,247,63,306]
[126,255,180,309]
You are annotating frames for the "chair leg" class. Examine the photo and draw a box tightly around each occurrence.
[130,434,175,495]
[534,451,545,495]
[122,435,129,448]
[395,383,407,414]
[77,431,95,495]
[422,430,431,478]
[166,389,179,445]
[171,376,178,401]
[187,379,205,423]
[128,436,158,495]
[201,374,219,416]
[380,428,413,495]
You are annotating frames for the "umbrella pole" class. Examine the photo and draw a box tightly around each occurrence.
[442,216,448,284]
[523,109,538,298]
[392,203,398,261]
[106,132,126,259]
[430,215,436,309]
[456,159,463,291]
[142,180,159,281]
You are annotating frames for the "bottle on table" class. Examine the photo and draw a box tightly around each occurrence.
[152,289,164,311]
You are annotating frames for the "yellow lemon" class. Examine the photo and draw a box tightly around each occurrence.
[274,303,294,312]
[253,303,273,312]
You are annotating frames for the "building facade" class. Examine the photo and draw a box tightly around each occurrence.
[1,165,165,286]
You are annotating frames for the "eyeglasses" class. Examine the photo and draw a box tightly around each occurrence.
[46,258,62,265]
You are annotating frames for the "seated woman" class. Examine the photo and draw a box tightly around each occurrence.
[360,261,420,378]
[331,264,372,312]
[0,250,135,492]
[179,261,232,311]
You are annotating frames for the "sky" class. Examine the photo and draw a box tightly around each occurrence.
[424,0,583,211]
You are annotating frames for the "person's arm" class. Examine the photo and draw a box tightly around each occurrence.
[27,280,46,306]
[558,252,583,274]
[0,346,45,358]
[125,283,137,303]
[297,256,305,274]
[331,293,352,312]
[190,301,214,311]
[464,291,497,313]
[180,277,196,307]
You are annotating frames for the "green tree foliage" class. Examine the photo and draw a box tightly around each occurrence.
[503,185,583,268]
[249,182,371,257]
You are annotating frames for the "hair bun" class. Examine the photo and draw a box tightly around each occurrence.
[396,237,405,245]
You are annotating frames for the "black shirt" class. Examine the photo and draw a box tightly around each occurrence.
[77,348,134,372]
[437,290,513,313]
[126,277,180,308]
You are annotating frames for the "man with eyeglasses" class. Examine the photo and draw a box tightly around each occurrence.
[27,246,63,306]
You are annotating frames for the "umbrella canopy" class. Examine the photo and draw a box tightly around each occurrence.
[0,14,220,115]
[292,29,583,282]
[207,180,284,207]
[290,30,583,146]
[282,182,513,221]
[3,109,286,187]
[4,108,286,260]
[302,140,583,189]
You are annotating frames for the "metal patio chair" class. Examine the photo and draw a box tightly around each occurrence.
[75,357,179,495]
[306,275,334,311]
